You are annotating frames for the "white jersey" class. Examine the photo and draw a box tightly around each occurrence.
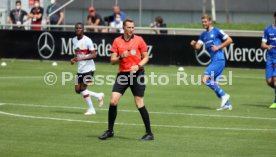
[72,35,96,73]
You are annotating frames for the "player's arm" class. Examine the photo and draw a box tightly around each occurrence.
[130,51,149,73]
[138,51,149,67]
[110,50,129,65]
[57,11,64,25]
[130,38,149,73]
[93,18,101,32]
[70,57,76,65]
[261,31,275,50]
[34,12,43,19]
[78,50,97,61]
[110,39,128,64]
[136,38,149,67]
[28,11,34,18]
[190,40,203,50]
[110,52,119,65]
[261,41,276,50]
[110,51,124,63]
[87,15,92,25]
[23,11,29,23]
[7,16,12,24]
[94,18,100,26]
[77,38,97,61]
[71,50,96,64]
[212,36,233,51]
[261,41,269,49]
[261,41,275,50]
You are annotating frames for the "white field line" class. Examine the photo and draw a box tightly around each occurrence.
[0,76,42,79]
[2,102,276,121]
[0,110,275,132]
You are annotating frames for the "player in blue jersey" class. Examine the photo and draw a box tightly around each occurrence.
[190,15,233,111]
[261,12,276,109]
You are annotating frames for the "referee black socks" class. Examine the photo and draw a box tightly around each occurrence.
[108,105,117,132]
[138,106,152,134]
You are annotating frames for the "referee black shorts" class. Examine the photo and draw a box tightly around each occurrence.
[112,70,145,97]
[76,71,94,84]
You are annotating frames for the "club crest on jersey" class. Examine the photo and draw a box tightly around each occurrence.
[80,44,85,49]
[130,50,136,55]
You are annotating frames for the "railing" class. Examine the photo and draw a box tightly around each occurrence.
[48,0,74,18]
[0,23,263,37]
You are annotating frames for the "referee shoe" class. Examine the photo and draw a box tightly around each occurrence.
[141,133,154,141]
[98,130,114,140]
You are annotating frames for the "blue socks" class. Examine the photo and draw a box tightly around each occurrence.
[205,79,225,98]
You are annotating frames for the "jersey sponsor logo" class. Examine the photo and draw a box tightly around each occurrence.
[37,32,55,59]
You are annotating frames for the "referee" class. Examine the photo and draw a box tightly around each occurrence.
[98,19,154,141]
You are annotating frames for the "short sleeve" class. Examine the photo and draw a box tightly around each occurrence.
[87,38,95,51]
[139,37,148,53]
[217,28,229,40]
[111,38,119,53]
[262,28,268,43]
[198,33,204,45]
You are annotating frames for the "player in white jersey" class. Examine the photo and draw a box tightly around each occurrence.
[71,22,104,115]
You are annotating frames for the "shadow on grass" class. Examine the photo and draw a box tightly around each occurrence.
[173,104,213,110]
[240,102,270,108]
[52,110,82,115]
[87,134,137,141]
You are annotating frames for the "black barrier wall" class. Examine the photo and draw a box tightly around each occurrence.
[0,30,265,68]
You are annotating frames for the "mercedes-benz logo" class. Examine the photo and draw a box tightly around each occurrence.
[37,32,55,59]
[195,44,211,66]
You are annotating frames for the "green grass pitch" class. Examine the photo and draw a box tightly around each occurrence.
[0,59,275,157]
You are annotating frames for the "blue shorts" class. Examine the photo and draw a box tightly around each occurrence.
[265,57,276,79]
[204,60,225,81]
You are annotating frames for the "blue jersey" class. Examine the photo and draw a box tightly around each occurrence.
[262,25,276,59]
[198,27,228,61]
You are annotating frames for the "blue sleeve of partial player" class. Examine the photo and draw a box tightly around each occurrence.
[216,28,228,41]
[198,33,204,43]
[262,28,269,43]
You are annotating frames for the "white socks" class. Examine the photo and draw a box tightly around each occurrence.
[81,89,95,111]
